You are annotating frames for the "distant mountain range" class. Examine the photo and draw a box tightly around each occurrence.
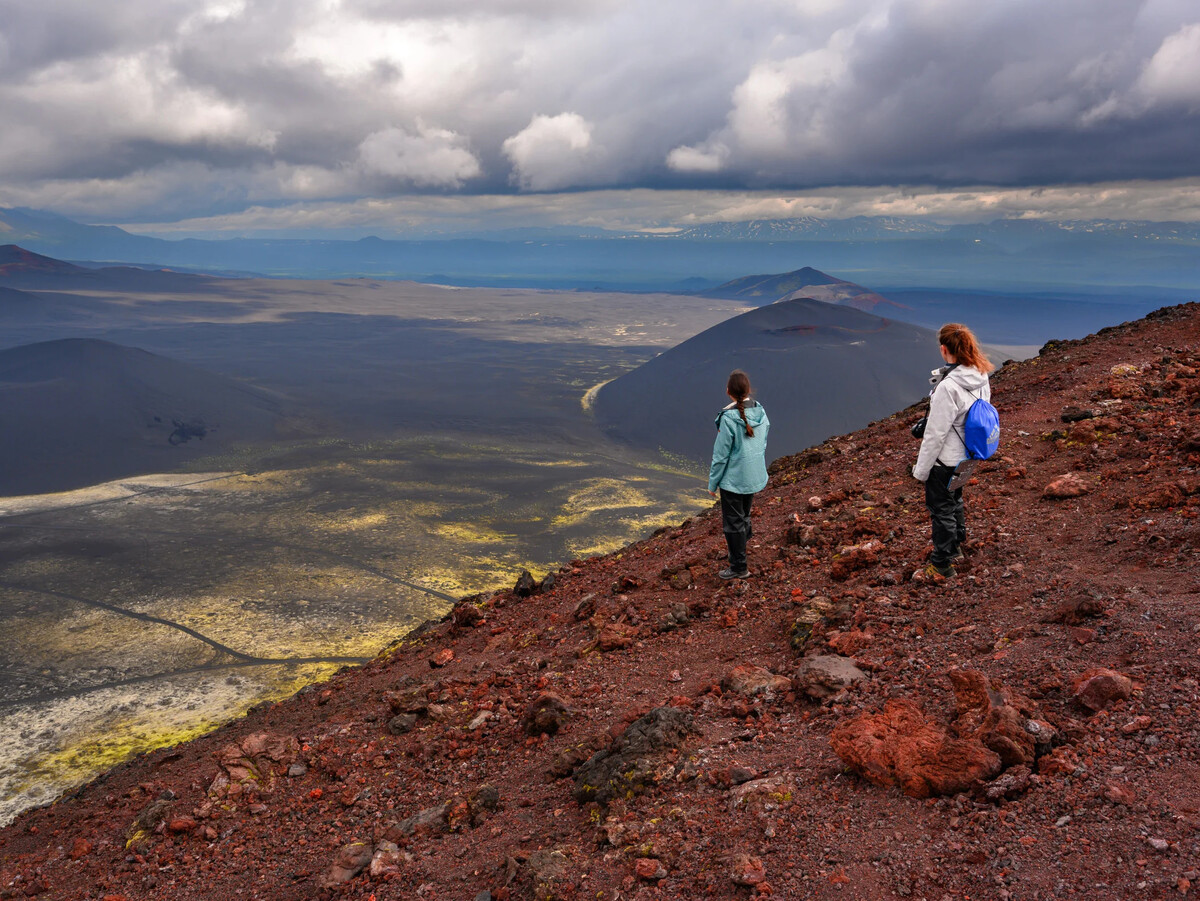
[592,295,937,463]
[2,207,1199,292]
[0,338,286,495]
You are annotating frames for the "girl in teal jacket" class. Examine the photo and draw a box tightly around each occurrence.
[708,370,769,579]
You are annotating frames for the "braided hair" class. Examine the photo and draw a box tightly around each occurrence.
[727,370,754,437]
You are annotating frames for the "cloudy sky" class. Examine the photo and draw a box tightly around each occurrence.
[1,0,1199,235]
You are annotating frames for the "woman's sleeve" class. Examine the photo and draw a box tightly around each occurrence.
[913,382,956,481]
[708,416,734,492]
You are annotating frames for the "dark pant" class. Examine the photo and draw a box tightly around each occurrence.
[720,490,755,571]
[925,463,965,567]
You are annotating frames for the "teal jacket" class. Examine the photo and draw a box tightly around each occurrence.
[708,400,770,494]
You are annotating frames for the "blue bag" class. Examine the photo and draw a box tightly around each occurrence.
[961,397,1000,459]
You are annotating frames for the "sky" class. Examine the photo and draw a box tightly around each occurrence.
[1,0,1199,236]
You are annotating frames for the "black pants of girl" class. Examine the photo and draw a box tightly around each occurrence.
[924,463,965,566]
[720,490,754,571]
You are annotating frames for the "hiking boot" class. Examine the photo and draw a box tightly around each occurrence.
[923,561,955,579]
[719,567,750,580]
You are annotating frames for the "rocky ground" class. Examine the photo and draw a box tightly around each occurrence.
[1,304,1198,901]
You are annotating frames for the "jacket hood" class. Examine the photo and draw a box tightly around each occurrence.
[718,399,767,427]
[944,365,989,394]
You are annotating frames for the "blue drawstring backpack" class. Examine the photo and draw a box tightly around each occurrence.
[960,395,1000,459]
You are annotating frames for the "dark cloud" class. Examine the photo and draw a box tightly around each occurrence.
[0,0,1197,223]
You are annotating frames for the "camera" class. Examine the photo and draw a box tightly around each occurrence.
[911,416,927,438]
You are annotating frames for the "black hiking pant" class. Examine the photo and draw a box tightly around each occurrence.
[720,490,755,571]
[925,463,965,567]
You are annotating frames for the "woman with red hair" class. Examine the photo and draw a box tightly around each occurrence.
[912,323,994,578]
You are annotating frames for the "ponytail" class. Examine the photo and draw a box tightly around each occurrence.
[727,370,754,437]
[938,323,994,373]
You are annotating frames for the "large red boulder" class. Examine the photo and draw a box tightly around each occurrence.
[830,699,1002,798]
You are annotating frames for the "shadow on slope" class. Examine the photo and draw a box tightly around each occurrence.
[0,339,288,495]
[592,297,938,462]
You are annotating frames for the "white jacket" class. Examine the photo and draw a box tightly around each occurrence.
[913,364,991,482]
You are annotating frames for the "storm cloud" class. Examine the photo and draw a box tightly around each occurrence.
[0,0,1197,226]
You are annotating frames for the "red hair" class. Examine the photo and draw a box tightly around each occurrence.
[938,323,994,373]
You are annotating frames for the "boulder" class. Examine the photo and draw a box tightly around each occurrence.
[793,655,867,700]
[514,569,537,597]
[369,841,408,878]
[730,854,766,887]
[521,692,571,736]
[597,622,638,652]
[723,664,791,699]
[948,669,1040,768]
[1042,473,1091,499]
[830,699,1002,798]
[573,707,693,804]
[325,841,374,885]
[1072,668,1133,711]
[451,601,484,628]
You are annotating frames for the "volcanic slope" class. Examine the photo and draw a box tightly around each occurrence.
[0,338,287,495]
[704,265,908,314]
[592,296,936,463]
[2,303,1197,900]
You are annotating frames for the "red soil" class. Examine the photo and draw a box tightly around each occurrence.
[2,303,1198,901]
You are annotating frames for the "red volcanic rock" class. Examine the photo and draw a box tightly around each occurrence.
[597,622,638,651]
[730,854,766,887]
[451,600,484,628]
[635,858,667,881]
[793,655,867,700]
[723,664,791,698]
[1104,782,1137,807]
[830,540,881,581]
[166,816,197,834]
[520,692,570,736]
[1042,473,1091,499]
[830,699,1002,798]
[324,841,374,885]
[949,669,1044,768]
[827,628,873,656]
[68,838,93,859]
[429,647,455,668]
[1072,668,1133,711]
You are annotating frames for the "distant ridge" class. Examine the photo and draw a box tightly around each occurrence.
[0,244,210,291]
[703,266,909,313]
[0,338,286,495]
[592,296,937,462]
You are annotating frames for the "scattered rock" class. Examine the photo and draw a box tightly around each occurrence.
[573,707,694,804]
[429,648,455,668]
[1103,782,1136,806]
[597,622,638,652]
[387,714,419,735]
[730,776,795,812]
[983,765,1033,801]
[287,762,308,778]
[1061,405,1096,422]
[572,594,597,621]
[730,854,766,887]
[467,786,500,825]
[1072,668,1133,712]
[451,601,484,629]
[1044,594,1109,625]
[635,858,667,881]
[384,686,429,716]
[385,802,452,840]
[1042,474,1091,499]
[521,692,570,736]
[514,570,538,597]
[69,838,93,860]
[723,664,791,699]
[324,841,374,885]
[1121,716,1152,734]
[368,841,407,878]
[793,655,867,700]
[830,540,881,581]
